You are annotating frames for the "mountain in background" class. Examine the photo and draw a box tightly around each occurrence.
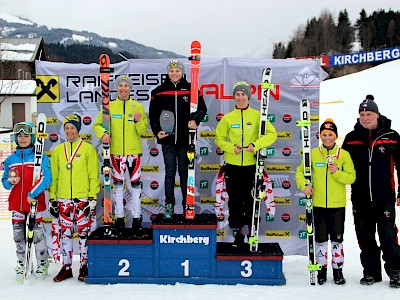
[0,11,184,62]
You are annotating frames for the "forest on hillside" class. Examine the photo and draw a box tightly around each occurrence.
[272,9,400,77]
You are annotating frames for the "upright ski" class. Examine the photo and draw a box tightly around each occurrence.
[22,112,47,283]
[99,54,113,236]
[296,99,320,285]
[185,40,201,219]
[249,68,273,252]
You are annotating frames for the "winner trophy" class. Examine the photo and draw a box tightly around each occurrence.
[160,110,175,135]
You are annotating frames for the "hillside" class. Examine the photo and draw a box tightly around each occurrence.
[0,11,184,61]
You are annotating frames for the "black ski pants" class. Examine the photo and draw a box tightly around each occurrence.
[352,196,400,277]
[224,163,256,229]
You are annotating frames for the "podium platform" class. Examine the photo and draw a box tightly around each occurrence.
[86,214,286,285]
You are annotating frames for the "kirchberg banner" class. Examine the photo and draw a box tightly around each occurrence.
[36,58,328,255]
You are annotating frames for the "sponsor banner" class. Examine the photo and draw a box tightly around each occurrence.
[330,46,400,66]
[36,58,326,255]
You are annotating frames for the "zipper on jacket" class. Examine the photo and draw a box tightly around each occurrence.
[70,142,73,200]
[325,149,329,208]
[123,101,126,155]
[20,149,24,211]
[174,89,178,144]
[241,109,244,166]
[368,131,393,202]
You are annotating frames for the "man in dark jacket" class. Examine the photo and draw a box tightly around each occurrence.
[342,94,400,288]
[149,60,207,218]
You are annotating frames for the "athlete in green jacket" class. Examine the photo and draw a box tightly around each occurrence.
[93,75,148,236]
[50,114,100,282]
[215,81,277,249]
[295,118,356,285]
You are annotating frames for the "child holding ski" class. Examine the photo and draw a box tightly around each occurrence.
[149,60,207,218]
[1,121,52,282]
[215,81,277,249]
[295,118,356,285]
[93,75,148,236]
[49,114,100,282]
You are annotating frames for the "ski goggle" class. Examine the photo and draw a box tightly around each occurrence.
[13,123,35,135]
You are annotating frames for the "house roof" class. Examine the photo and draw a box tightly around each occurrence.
[0,80,36,95]
[0,37,45,62]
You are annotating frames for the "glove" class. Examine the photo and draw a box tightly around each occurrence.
[84,197,97,216]
[49,199,59,218]
[89,197,97,215]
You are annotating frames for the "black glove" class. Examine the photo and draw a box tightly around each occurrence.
[49,200,59,218]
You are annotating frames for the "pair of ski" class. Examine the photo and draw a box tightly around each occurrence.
[297,99,322,285]
[21,113,47,284]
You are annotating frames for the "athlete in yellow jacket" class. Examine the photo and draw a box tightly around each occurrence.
[93,75,148,236]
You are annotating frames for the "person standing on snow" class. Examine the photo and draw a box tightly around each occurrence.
[296,118,356,285]
[93,75,148,236]
[342,95,400,288]
[1,121,52,282]
[215,81,277,249]
[49,114,100,282]
[149,60,207,218]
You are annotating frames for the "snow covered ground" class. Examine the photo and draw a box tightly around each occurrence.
[1,59,400,299]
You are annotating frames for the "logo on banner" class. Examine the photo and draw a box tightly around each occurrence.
[289,67,320,89]
[46,117,58,125]
[200,131,216,138]
[159,234,210,246]
[200,164,221,172]
[266,230,291,238]
[200,180,209,189]
[282,114,292,123]
[277,132,292,139]
[82,116,92,125]
[49,133,58,142]
[80,134,92,142]
[266,165,292,172]
[200,147,209,156]
[36,76,60,103]
[141,166,160,172]
[299,230,307,239]
[141,198,159,206]
[298,214,306,222]
[274,198,292,205]
[200,197,215,204]
[202,114,209,122]
[267,114,275,123]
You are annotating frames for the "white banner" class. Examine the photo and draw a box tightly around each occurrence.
[36,58,327,255]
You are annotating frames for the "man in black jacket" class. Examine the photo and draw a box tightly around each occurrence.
[342,95,400,288]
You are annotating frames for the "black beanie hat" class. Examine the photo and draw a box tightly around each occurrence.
[359,94,379,114]
[320,118,338,139]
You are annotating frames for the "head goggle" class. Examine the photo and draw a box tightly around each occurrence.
[13,123,35,135]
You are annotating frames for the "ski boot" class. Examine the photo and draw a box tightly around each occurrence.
[78,264,88,282]
[389,269,400,288]
[15,262,24,283]
[36,259,49,280]
[114,217,125,237]
[360,274,382,285]
[232,232,245,250]
[333,268,346,285]
[53,264,73,282]
[317,266,327,285]
[164,203,174,219]
[132,217,145,237]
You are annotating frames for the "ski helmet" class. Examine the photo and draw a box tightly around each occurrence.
[13,122,36,146]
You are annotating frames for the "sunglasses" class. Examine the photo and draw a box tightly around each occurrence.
[13,123,35,135]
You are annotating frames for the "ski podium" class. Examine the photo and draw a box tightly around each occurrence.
[86,55,285,286]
